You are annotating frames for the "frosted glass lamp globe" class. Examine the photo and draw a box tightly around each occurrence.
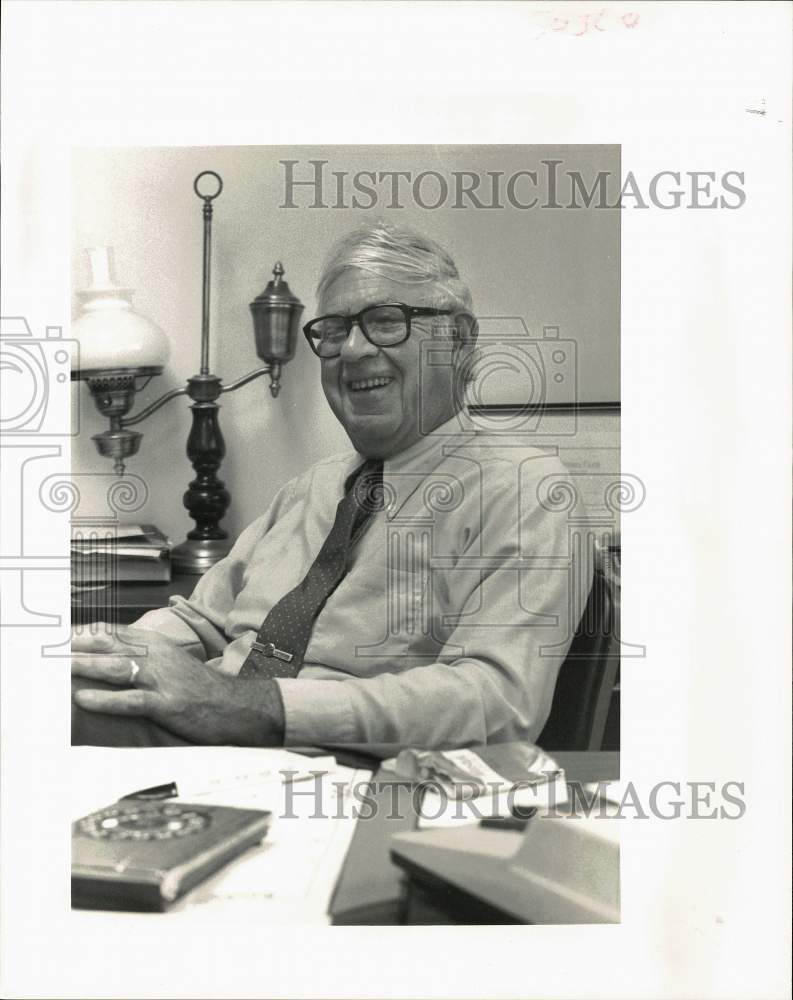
[72,246,169,373]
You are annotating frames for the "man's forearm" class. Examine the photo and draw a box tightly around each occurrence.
[71,674,286,748]
[188,674,287,746]
[250,678,286,746]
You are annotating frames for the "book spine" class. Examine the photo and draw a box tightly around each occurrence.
[71,870,166,912]
[159,815,272,902]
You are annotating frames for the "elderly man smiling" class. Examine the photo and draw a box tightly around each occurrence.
[72,224,588,748]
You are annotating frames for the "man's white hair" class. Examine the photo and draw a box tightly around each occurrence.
[317,222,474,313]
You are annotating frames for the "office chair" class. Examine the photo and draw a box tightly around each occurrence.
[537,549,620,752]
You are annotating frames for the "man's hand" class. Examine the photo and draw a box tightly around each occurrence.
[71,626,285,746]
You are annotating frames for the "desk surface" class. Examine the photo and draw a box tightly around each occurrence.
[330,750,619,924]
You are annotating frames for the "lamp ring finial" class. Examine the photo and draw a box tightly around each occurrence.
[193,171,223,201]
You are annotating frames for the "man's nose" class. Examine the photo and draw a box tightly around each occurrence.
[339,321,378,362]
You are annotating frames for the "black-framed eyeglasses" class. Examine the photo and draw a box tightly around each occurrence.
[302,303,454,359]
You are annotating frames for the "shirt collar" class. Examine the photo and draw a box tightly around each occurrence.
[338,410,472,519]
[383,410,476,477]
[342,411,477,513]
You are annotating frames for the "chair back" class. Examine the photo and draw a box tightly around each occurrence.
[537,550,620,752]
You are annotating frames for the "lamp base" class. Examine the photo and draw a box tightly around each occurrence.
[171,537,231,575]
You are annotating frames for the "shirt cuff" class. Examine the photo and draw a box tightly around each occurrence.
[275,677,356,746]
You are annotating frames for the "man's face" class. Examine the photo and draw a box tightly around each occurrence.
[318,269,461,458]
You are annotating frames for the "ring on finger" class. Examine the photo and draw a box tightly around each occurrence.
[129,660,141,685]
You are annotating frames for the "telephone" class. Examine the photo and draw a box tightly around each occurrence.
[389,805,619,924]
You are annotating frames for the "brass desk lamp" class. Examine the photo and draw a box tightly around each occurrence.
[71,171,303,574]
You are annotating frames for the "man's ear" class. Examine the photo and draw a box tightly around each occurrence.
[451,312,479,388]
[454,311,479,346]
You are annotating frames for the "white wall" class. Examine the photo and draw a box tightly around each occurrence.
[71,145,620,546]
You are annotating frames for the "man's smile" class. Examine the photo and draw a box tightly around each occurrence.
[345,375,395,392]
[340,371,398,415]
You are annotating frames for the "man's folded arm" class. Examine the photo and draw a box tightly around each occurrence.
[276,617,571,749]
[134,478,298,659]
[276,496,591,748]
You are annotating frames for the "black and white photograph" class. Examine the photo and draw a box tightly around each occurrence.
[1,3,790,999]
[67,143,622,922]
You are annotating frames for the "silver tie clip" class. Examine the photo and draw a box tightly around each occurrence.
[251,641,293,663]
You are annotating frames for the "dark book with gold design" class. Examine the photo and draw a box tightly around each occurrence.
[72,800,271,912]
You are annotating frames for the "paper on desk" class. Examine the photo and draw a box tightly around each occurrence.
[382,743,569,828]
[168,765,371,924]
[71,545,167,560]
[70,746,336,820]
[70,523,148,541]
[71,749,371,925]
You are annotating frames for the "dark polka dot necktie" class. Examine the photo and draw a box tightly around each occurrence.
[239,458,384,680]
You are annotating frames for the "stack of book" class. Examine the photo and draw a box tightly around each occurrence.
[71,524,172,585]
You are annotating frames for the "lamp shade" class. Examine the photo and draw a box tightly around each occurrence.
[72,247,170,373]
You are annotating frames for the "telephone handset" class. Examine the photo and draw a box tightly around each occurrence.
[389,805,619,924]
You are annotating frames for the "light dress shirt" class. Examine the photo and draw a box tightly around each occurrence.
[137,413,590,747]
